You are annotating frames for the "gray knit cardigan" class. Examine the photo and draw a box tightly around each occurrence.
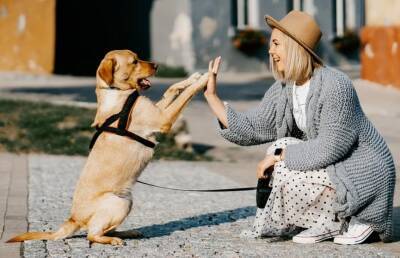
[219,66,396,241]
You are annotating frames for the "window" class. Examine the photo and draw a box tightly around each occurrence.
[289,0,317,16]
[332,0,360,37]
[231,0,260,29]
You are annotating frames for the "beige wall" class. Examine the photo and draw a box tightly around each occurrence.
[0,0,55,74]
[366,0,400,26]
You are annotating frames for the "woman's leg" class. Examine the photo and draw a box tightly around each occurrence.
[276,169,340,231]
[267,137,341,232]
[242,162,340,239]
[241,165,298,238]
[242,137,340,240]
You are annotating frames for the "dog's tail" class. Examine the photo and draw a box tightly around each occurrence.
[6,218,79,242]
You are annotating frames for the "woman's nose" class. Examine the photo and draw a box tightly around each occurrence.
[268,46,274,55]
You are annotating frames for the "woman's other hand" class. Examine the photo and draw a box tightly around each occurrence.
[256,155,276,179]
[204,56,221,97]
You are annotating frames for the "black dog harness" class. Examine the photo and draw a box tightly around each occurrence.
[89,91,156,149]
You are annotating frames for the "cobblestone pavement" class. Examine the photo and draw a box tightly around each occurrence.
[23,155,397,258]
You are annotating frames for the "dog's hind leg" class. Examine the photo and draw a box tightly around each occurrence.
[86,193,131,245]
[87,218,123,246]
[156,72,202,109]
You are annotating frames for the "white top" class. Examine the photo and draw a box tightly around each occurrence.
[292,80,310,132]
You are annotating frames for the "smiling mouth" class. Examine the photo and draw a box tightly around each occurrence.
[137,78,152,90]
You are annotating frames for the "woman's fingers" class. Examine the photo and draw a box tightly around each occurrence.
[257,167,268,179]
[256,155,276,179]
[257,162,267,179]
[204,57,221,95]
[208,56,222,75]
[212,56,221,74]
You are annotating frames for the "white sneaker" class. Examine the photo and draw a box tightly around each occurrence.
[292,227,340,244]
[334,217,373,245]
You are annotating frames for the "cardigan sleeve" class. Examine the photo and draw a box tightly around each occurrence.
[218,81,280,146]
[284,76,359,170]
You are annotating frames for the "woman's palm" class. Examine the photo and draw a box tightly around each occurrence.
[205,56,221,95]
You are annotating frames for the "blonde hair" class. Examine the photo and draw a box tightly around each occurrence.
[270,31,320,84]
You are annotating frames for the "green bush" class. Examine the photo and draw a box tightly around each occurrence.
[156,63,188,78]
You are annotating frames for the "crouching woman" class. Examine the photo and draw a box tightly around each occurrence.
[204,11,395,244]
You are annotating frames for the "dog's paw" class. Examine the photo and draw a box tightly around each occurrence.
[192,72,209,89]
[188,72,202,82]
[110,237,124,246]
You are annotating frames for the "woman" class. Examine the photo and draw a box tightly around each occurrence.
[204,11,395,244]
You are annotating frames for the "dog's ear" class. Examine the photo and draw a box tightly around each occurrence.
[97,58,116,85]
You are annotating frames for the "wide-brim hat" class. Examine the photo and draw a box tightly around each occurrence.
[265,10,323,64]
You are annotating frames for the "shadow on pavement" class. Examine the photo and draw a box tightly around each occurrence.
[132,206,256,239]
[69,206,397,243]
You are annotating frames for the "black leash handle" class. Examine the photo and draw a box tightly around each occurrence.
[136,180,256,192]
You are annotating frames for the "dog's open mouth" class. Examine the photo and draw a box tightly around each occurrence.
[138,78,152,90]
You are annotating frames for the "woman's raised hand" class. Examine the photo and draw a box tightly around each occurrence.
[204,56,222,96]
[203,56,228,127]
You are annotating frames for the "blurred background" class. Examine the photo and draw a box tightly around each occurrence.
[1,1,400,256]
[0,0,398,86]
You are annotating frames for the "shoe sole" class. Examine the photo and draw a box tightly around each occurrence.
[292,230,340,244]
[333,227,374,245]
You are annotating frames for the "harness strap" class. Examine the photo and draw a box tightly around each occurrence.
[118,91,139,130]
[89,91,156,150]
[96,126,156,148]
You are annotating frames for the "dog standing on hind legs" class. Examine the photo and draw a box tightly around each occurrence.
[7,50,209,245]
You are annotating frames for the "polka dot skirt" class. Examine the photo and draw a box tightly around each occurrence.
[241,137,342,238]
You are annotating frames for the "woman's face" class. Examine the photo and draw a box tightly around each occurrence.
[269,29,286,73]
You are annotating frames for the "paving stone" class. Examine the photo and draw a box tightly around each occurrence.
[22,155,398,257]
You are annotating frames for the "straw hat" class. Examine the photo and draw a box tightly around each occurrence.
[265,10,323,64]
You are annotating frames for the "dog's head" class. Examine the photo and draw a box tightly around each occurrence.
[96,50,157,91]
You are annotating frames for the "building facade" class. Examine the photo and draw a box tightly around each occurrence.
[1,0,399,76]
[151,0,366,73]
[0,0,55,74]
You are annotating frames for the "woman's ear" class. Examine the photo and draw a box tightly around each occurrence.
[97,58,116,85]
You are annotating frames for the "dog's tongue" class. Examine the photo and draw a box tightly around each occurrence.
[139,78,151,89]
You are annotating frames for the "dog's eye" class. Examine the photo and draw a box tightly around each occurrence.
[132,60,138,64]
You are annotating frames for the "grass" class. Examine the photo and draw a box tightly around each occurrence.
[155,64,188,78]
[0,99,211,160]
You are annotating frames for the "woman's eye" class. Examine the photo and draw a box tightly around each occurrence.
[132,60,138,64]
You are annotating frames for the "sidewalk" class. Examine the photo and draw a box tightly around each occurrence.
[0,154,28,258]
[11,155,400,257]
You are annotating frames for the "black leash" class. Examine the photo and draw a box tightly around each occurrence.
[90,91,156,149]
[136,180,256,192]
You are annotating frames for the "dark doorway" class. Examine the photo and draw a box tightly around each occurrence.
[54,0,154,76]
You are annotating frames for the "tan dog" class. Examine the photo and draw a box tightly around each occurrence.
[7,50,208,245]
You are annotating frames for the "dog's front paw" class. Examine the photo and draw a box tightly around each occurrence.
[192,72,209,90]
[187,72,202,82]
